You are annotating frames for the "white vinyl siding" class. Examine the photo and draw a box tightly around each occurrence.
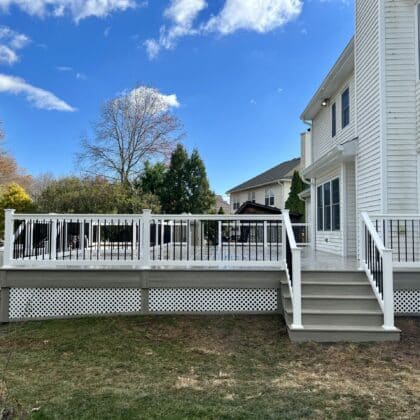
[229,181,291,211]
[355,0,382,214]
[345,162,357,257]
[312,74,356,163]
[384,0,418,213]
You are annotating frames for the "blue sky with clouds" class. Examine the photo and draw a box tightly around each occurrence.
[0,0,354,195]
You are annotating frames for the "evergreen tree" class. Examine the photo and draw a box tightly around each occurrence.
[186,149,216,214]
[285,170,306,217]
[136,161,167,197]
[161,145,215,214]
[161,145,190,213]
[217,206,225,214]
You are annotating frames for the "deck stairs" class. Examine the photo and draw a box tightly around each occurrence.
[281,270,401,342]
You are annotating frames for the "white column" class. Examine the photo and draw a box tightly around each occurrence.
[310,180,317,252]
[218,220,222,260]
[3,209,15,267]
[291,247,303,329]
[142,210,152,267]
[382,249,395,330]
[50,219,57,260]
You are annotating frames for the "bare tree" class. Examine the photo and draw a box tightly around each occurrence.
[77,86,183,185]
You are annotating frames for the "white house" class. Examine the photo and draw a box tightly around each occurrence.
[300,0,420,258]
[227,158,300,213]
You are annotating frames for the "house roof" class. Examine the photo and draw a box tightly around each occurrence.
[226,157,301,194]
[301,37,355,121]
[235,201,282,214]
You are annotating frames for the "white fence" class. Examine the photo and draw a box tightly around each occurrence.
[2,209,304,326]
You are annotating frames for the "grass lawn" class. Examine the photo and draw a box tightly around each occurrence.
[0,315,419,419]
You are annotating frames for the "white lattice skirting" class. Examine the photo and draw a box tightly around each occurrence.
[9,287,278,320]
[394,290,420,314]
[9,288,142,320]
[149,288,277,313]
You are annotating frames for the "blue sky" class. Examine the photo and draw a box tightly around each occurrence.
[0,0,354,196]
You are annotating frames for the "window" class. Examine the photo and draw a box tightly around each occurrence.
[232,198,240,210]
[341,88,350,128]
[317,178,340,231]
[331,103,337,137]
[317,186,323,230]
[265,189,274,206]
[247,191,256,203]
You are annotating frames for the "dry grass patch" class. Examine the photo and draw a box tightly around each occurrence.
[0,315,418,419]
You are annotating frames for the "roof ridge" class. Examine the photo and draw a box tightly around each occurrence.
[226,157,300,194]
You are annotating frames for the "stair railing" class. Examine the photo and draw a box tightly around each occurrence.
[282,210,303,329]
[359,212,395,330]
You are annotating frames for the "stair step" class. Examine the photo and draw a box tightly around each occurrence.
[283,294,380,311]
[284,309,384,327]
[301,283,373,295]
[302,271,366,283]
[287,325,401,343]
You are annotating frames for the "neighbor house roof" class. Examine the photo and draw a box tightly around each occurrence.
[226,157,301,194]
[301,37,355,121]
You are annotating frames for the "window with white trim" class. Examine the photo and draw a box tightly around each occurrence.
[247,191,256,203]
[232,198,240,210]
[331,102,337,137]
[341,88,350,128]
[317,178,340,231]
[265,189,274,206]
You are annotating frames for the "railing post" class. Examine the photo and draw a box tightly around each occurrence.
[282,210,288,263]
[359,213,367,270]
[291,247,303,329]
[80,220,85,259]
[218,220,222,260]
[3,209,15,267]
[50,217,57,260]
[263,221,267,253]
[382,248,395,330]
[142,210,151,267]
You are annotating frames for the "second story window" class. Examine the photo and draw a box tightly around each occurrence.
[265,189,274,206]
[341,88,350,128]
[331,103,337,137]
[247,191,256,203]
[232,198,240,210]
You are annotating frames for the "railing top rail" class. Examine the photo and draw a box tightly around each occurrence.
[370,214,420,220]
[361,212,390,256]
[283,211,298,249]
[9,212,284,222]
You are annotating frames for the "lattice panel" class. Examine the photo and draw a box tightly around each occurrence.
[9,288,142,320]
[149,288,277,313]
[394,290,420,314]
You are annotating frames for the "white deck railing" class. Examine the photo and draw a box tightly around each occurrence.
[283,210,302,329]
[360,212,395,330]
[370,214,420,268]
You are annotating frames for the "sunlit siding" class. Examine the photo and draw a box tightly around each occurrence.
[384,0,418,213]
[345,162,357,256]
[355,0,382,213]
[312,74,356,163]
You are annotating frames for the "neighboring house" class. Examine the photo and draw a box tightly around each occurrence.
[300,0,420,257]
[214,195,230,214]
[226,158,300,213]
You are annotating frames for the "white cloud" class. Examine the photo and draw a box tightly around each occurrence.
[0,26,30,65]
[0,73,76,111]
[145,0,207,59]
[145,0,303,59]
[128,86,180,111]
[205,0,302,35]
[0,45,17,65]
[56,66,87,80]
[0,0,136,22]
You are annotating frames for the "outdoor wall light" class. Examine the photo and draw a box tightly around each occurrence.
[321,98,330,107]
